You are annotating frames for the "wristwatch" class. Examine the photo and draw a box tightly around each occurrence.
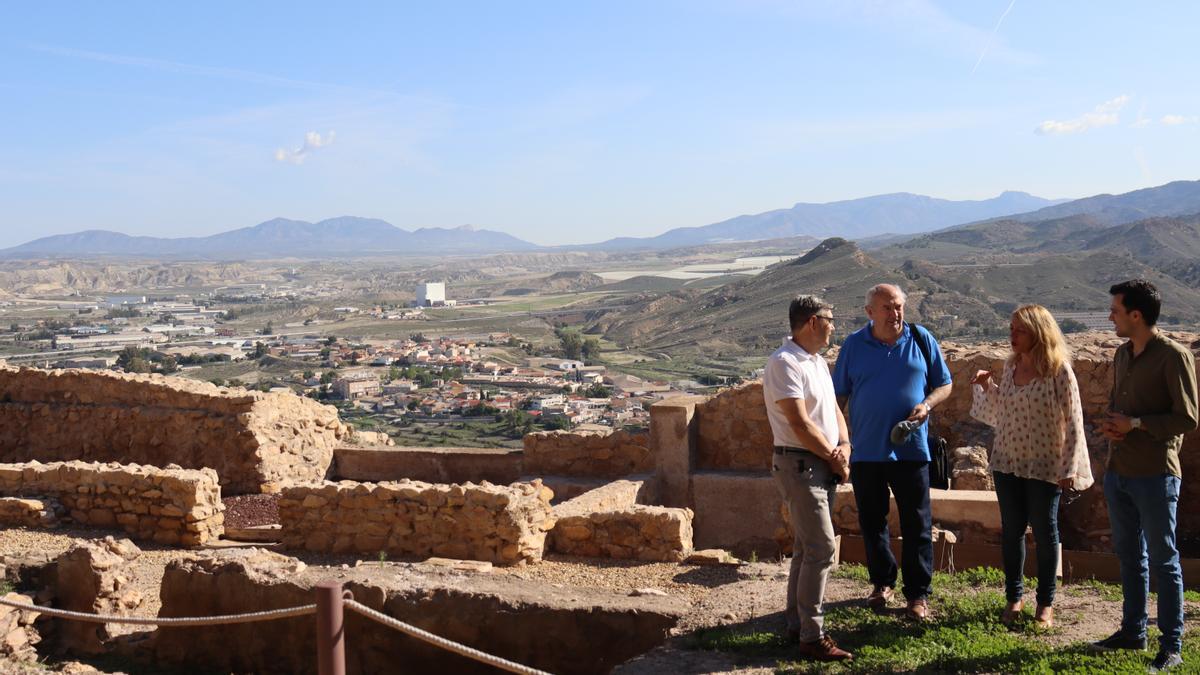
[1130,417,1142,430]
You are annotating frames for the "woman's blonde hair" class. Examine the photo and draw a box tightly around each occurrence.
[1009,304,1071,377]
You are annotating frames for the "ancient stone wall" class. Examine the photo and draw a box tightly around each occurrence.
[548,480,693,562]
[0,367,351,494]
[694,383,772,471]
[0,461,224,546]
[524,429,653,478]
[277,479,555,565]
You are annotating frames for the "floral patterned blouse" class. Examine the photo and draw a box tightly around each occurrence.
[970,361,1094,490]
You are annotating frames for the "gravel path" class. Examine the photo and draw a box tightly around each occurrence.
[221,494,279,529]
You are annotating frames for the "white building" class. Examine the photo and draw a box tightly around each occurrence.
[416,282,446,307]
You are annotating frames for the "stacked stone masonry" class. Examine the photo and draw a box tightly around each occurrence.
[694,383,773,471]
[0,496,62,529]
[524,429,653,478]
[549,480,694,562]
[0,366,351,494]
[278,479,556,565]
[0,461,224,546]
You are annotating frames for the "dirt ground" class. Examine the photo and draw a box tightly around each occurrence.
[1,526,1194,674]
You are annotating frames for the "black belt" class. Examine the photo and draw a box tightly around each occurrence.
[774,446,815,455]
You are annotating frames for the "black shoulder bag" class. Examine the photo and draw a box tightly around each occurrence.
[909,322,951,490]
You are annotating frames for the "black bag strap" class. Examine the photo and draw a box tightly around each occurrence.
[908,322,934,396]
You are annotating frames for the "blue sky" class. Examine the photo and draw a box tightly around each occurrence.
[2,1,1198,248]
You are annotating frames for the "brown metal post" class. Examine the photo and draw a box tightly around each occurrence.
[316,580,346,675]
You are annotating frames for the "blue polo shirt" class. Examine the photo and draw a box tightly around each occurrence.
[832,322,951,462]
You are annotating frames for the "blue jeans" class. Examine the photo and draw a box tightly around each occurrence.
[992,471,1060,606]
[850,460,933,601]
[1103,470,1184,653]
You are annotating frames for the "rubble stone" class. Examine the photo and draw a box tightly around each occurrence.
[0,592,40,661]
[49,537,143,654]
[951,446,993,491]
[0,496,62,529]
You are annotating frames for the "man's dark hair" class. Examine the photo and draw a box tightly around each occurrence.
[789,294,830,331]
[1109,279,1161,326]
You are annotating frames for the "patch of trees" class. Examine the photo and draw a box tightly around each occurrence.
[174,353,233,366]
[555,327,601,360]
[116,346,178,375]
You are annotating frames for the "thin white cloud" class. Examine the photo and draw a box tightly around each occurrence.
[971,0,1018,75]
[1161,114,1198,126]
[26,43,398,97]
[1035,95,1130,135]
[1131,103,1151,128]
[274,131,336,164]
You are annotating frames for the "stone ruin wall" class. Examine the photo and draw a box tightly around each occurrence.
[277,479,556,565]
[548,480,694,562]
[695,382,773,471]
[0,367,352,494]
[523,429,653,478]
[688,332,1200,550]
[0,460,224,546]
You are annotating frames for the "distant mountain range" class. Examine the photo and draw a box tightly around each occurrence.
[589,191,1069,250]
[6,179,1200,259]
[0,217,538,259]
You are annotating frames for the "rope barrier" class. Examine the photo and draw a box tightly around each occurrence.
[0,596,315,626]
[344,599,552,675]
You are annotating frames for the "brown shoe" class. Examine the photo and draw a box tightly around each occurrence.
[905,597,929,622]
[797,633,853,662]
[1034,605,1053,629]
[1001,600,1024,625]
[867,586,895,613]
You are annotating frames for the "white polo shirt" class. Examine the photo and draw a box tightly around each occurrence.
[763,337,840,450]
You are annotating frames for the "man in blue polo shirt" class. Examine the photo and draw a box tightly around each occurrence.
[832,283,952,621]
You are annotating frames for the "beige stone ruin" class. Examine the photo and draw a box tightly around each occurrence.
[0,366,352,494]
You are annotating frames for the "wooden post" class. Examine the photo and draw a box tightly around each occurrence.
[316,580,346,675]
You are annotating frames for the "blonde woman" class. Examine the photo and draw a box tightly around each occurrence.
[970,305,1093,628]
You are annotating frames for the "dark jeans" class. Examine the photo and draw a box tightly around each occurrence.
[992,471,1061,606]
[1104,470,1184,653]
[850,460,933,601]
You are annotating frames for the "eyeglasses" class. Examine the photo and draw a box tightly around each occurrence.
[813,314,834,324]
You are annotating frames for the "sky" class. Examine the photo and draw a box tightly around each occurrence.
[2,1,1199,248]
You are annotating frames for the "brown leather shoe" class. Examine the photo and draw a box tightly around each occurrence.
[867,586,895,613]
[1001,600,1024,625]
[905,597,929,621]
[1034,605,1053,628]
[797,633,853,662]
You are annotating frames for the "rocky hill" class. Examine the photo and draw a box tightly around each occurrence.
[591,238,997,353]
[591,237,1200,355]
[0,261,279,295]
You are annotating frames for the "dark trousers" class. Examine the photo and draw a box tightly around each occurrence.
[850,460,933,601]
[992,471,1061,606]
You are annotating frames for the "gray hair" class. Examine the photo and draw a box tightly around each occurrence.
[789,294,831,330]
[865,284,906,307]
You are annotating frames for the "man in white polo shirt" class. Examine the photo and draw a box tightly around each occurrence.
[763,294,852,662]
